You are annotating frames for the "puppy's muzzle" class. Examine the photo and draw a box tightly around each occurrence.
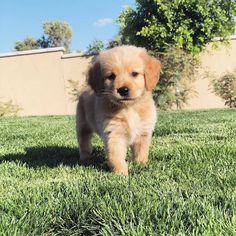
[117,86,129,97]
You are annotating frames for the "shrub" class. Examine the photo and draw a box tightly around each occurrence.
[154,47,198,110]
[213,71,236,108]
[0,100,22,116]
[67,79,81,102]
[67,78,89,102]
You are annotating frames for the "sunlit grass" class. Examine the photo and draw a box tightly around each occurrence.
[0,109,235,235]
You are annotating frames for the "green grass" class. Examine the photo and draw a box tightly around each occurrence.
[0,109,235,236]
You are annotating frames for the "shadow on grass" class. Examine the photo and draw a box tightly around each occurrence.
[0,146,110,172]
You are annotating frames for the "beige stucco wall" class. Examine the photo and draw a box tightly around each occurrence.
[0,39,235,116]
[0,48,93,116]
[0,48,65,115]
[184,38,236,110]
[62,54,92,114]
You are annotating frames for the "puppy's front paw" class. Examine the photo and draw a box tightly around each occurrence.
[111,163,128,176]
[79,154,92,165]
[134,157,148,165]
[113,168,128,176]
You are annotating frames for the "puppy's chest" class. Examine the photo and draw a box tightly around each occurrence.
[104,108,153,144]
[125,110,142,143]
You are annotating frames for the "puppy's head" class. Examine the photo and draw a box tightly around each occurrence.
[87,45,161,104]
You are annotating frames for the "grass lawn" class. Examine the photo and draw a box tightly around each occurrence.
[0,109,235,235]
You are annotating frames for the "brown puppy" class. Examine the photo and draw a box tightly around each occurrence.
[76,45,161,175]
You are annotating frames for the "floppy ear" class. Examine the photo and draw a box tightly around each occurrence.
[142,52,161,91]
[87,60,103,94]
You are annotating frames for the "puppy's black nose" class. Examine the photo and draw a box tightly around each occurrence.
[117,86,129,97]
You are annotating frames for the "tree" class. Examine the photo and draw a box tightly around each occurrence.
[86,39,105,54]
[39,21,72,53]
[15,37,40,51]
[15,21,73,52]
[118,0,236,54]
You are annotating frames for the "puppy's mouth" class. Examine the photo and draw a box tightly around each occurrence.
[116,91,142,103]
[119,97,136,101]
[110,95,137,103]
[99,89,140,105]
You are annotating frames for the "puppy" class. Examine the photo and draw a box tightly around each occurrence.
[76,45,161,175]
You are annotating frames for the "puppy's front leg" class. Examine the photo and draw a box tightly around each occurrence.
[131,133,152,164]
[78,127,93,162]
[76,99,94,163]
[105,134,128,175]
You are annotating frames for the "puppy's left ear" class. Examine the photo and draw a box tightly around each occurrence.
[142,52,161,91]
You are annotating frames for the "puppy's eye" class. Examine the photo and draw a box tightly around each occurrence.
[107,73,116,80]
[131,71,139,77]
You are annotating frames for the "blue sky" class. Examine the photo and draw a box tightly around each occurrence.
[0,0,135,53]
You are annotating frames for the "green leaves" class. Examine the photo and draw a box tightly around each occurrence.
[15,21,73,53]
[39,21,73,53]
[86,39,105,55]
[213,71,236,108]
[118,0,236,55]
[153,47,198,110]
[15,37,40,51]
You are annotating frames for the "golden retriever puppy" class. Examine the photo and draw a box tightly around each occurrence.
[76,45,161,175]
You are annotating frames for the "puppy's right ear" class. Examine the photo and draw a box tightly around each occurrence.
[87,60,103,94]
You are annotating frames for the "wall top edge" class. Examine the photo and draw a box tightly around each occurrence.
[0,47,65,58]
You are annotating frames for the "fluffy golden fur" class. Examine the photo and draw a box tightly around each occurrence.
[76,45,161,175]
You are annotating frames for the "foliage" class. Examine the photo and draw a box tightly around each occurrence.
[154,47,198,110]
[0,99,22,116]
[213,70,236,108]
[0,109,235,235]
[106,35,123,49]
[117,5,134,45]
[87,36,123,51]
[67,79,83,102]
[106,39,121,49]
[39,21,73,53]
[118,0,236,55]
[15,21,72,53]
[15,37,40,51]
[86,39,105,54]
